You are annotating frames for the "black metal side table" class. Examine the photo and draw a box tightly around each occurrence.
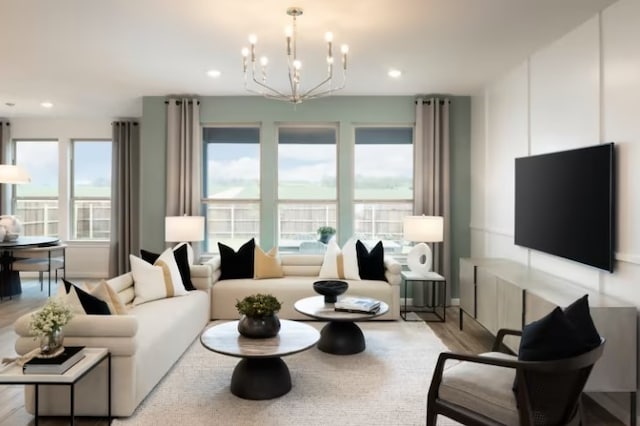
[0,347,111,425]
[401,270,446,322]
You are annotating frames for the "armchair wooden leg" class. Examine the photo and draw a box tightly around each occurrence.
[426,407,437,426]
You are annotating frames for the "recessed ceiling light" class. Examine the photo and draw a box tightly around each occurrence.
[388,69,402,78]
[207,70,221,78]
[40,101,53,108]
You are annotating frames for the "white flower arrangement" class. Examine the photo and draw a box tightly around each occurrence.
[29,298,73,337]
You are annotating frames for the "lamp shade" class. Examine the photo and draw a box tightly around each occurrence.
[0,164,31,184]
[403,216,443,243]
[165,216,205,242]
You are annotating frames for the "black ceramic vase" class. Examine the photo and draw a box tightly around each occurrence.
[237,314,281,338]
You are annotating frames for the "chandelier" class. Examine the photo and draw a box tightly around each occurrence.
[241,7,348,104]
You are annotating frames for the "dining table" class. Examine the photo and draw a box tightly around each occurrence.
[0,236,60,299]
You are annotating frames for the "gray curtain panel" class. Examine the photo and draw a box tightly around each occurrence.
[165,98,202,255]
[109,121,140,277]
[0,120,11,213]
[414,97,451,303]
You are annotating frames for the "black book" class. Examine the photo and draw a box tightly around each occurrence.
[23,346,85,375]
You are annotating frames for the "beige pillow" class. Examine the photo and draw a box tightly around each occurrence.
[254,246,284,279]
[130,251,187,306]
[319,238,360,280]
[84,280,128,315]
[56,285,85,315]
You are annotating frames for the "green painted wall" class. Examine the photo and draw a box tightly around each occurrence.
[140,95,470,297]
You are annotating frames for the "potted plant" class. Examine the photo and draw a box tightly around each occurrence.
[235,293,282,338]
[317,226,336,244]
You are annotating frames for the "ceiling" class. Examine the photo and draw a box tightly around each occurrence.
[0,0,616,118]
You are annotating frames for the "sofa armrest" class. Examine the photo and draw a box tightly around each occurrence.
[204,256,222,284]
[14,310,139,356]
[384,256,402,286]
[190,264,213,291]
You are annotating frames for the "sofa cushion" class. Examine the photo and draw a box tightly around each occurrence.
[218,238,255,280]
[130,252,188,306]
[319,238,360,280]
[356,240,386,281]
[141,243,195,291]
[62,279,111,315]
[254,246,284,279]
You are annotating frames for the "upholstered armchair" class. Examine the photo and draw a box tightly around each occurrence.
[427,329,605,426]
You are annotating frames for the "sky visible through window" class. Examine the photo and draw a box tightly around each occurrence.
[15,140,111,197]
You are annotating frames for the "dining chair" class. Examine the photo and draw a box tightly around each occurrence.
[11,243,67,296]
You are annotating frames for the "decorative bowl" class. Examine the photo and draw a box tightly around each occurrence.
[313,280,348,304]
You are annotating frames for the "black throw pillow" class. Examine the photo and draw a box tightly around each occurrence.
[218,238,255,280]
[140,245,195,291]
[563,294,601,350]
[518,307,591,361]
[355,240,386,281]
[140,249,160,264]
[62,279,111,315]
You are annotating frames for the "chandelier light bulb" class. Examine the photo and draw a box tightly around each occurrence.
[240,7,348,104]
[341,45,349,54]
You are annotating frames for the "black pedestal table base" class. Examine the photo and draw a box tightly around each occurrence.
[318,321,366,355]
[230,357,292,400]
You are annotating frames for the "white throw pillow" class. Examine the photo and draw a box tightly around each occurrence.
[130,250,187,306]
[319,238,361,280]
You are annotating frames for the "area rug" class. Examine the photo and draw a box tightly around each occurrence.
[113,321,460,426]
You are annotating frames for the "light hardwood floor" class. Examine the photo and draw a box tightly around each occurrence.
[0,281,624,425]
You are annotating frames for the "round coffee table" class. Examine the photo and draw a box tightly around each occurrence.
[294,295,389,355]
[200,319,319,400]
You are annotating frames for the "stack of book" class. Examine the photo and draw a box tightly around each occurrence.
[23,346,85,375]
[334,297,381,314]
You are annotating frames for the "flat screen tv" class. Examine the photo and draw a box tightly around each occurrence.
[514,143,615,272]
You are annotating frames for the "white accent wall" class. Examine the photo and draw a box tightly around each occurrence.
[10,118,112,278]
[471,0,640,421]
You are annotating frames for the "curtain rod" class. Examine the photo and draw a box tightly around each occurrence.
[111,121,139,125]
[164,100,201,105]
[414,99,450,105]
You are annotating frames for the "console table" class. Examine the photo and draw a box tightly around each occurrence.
[460,258,637,425]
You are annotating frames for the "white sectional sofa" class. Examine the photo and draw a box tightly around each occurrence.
[13,263,213,417]
[208,254,402,320]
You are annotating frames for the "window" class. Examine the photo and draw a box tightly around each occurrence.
[278,126,337,252]
[71,140,112,240]
[353,127,413,253]
[203,127,260,253]
[14,140,60,237]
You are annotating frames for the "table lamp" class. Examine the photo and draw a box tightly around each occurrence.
[165,216,205,244]
[403,215,443,275]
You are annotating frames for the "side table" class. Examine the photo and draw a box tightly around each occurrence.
[0,347,111,425]
[401,270,446,322]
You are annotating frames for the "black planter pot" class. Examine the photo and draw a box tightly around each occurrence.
[237,314,281,338]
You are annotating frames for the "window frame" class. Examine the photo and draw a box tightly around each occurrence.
[69,139,113,241]
[202,125,261,253]
[352,126,414,250]
[276,124,338,249]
